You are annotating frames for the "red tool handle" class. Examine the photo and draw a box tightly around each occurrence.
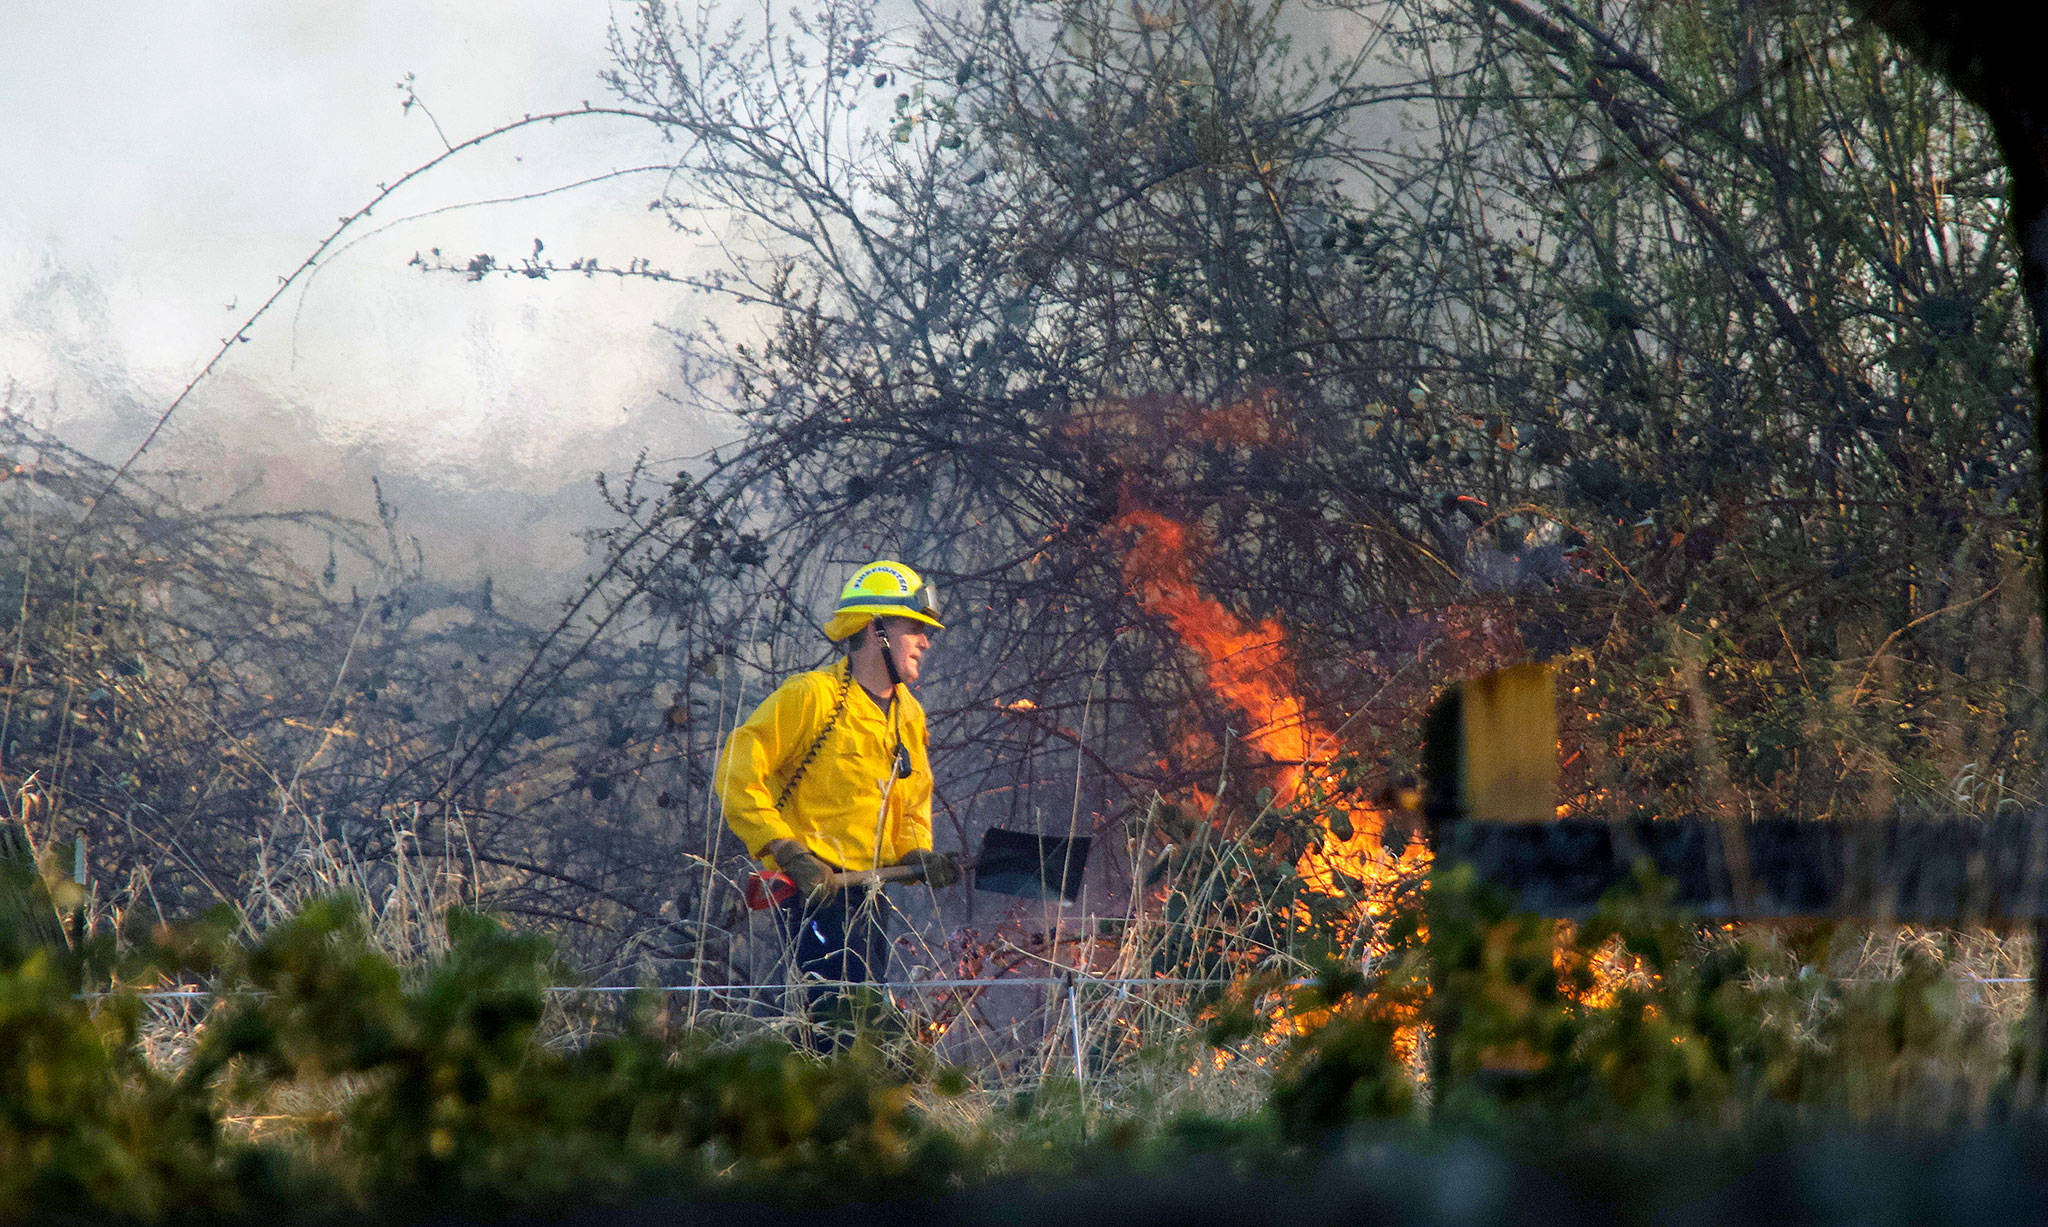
[744,870,797,910]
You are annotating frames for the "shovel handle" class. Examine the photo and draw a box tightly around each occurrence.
[827,864,927,889]
[745,862,936,909]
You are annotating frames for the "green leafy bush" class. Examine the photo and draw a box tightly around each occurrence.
[4,897,971,1222]
[0,946,258,1221]
[1267,864,2025,1141]
[2,880,2037,1222]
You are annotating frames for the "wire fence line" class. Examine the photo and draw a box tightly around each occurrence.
[91,972,2042,1004]
[89,975,1248,1003]
[546,977,1243,993]
[105,973,1256,1086]
[100,971,2043,1094]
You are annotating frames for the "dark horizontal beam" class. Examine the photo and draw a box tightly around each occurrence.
[1434,813,2048,924]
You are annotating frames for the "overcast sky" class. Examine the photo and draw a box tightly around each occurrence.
[1,2,739,590]
[1,0,1397,597]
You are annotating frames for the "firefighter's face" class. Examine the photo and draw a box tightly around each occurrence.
[874,617,931,685]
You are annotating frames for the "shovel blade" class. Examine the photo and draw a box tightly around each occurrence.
[973,828,1092,903]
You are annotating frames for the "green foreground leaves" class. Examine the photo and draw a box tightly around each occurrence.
[2,900,958,1222]
[5,877,2038,1223]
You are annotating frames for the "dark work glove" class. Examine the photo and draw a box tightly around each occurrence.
[895,848,961,888]
[764,839,835,903]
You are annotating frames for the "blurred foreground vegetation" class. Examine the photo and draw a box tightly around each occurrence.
[3,875,2043,1224]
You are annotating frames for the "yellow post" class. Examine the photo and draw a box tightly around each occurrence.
[1458,663,1558,823]
[1423,662,1559,1097]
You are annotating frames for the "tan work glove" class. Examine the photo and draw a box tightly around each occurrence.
[763,839,835,903]
[894,848,961,888]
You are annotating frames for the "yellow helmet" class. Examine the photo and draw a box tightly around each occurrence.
[823,560,945,642]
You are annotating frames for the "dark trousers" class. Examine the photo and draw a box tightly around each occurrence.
[774,886,893,1047]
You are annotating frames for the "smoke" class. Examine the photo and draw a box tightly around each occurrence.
[0,3,752,606]
[0,251,734,610]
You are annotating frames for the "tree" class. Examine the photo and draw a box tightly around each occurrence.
[1849,2,2048,764]
[1357,0,2038,821]
[422,0,2034,974]
[587,0,1484,923]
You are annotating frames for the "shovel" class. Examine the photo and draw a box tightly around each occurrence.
[970,827,1092,904]
[744,829,1094,909]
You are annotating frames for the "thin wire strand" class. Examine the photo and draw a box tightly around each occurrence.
[89,975,1250,1003]
[96,972,2041,1003]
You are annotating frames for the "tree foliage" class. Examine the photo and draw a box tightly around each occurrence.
[10,0,2037,995]
[558,0,2040,957]
[1394,0,2039,821]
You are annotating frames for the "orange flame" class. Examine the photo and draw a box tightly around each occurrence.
[1112,474,1615,1074]
[1115,506,1401,901]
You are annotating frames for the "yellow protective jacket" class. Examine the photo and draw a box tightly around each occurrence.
[714,660,933,872]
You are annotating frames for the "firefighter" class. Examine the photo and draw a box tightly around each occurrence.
[714,560,962,1027]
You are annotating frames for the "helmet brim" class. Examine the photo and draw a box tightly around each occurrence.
[824,606,945,642]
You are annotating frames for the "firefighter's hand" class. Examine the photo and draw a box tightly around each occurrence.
[894,848,961,888]
[764,840,835,902]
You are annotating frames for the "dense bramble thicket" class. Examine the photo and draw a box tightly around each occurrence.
[0,416,742,975]
[9,0,2038,1009]
[570,0,2040,952]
